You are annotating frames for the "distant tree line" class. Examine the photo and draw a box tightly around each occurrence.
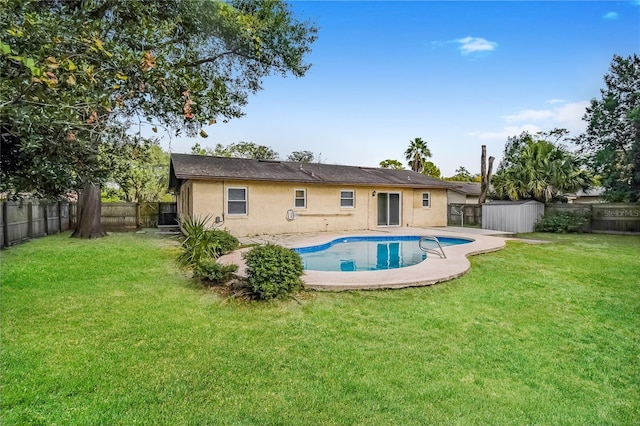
[191,142,320,163]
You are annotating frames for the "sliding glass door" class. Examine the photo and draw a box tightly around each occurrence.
[377,192,401,226]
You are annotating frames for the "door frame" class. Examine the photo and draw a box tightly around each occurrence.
[377,192,402,227]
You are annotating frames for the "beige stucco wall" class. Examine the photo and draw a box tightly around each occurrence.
[177,180,194,219]
[447,190,467,205]
[182,179,448,237]
[447,190,479,205]
[410,188,448,228]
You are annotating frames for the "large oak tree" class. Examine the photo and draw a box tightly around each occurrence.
[1,0,317,237]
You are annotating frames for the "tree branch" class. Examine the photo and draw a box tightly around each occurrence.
[0,82,37,108]
[181,49,249,67]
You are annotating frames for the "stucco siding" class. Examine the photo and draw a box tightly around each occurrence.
[447,190,480,205]
[447,190,467,205]
[183,179,448,236]
[411,189,448,228]
[191,180,224,222]
[178,180,194,219]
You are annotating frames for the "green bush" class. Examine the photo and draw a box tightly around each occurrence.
[209,230,239,256]
[535,211,589,233]
[176,216,239,269]
[243,243,304,300]
[177,215,221,269]
[193,259,238,285]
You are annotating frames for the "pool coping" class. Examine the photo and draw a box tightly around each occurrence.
[218,227,507,291]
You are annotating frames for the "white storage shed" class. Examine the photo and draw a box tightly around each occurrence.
[482,200,545,233]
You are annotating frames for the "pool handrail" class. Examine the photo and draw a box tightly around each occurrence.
[419,235,447,259]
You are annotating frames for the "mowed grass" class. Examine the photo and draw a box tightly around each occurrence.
[1,231,639,425]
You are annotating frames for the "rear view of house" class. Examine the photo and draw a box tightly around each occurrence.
[169,154,457,237]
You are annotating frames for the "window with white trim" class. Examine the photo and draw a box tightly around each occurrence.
[294,189,306,208]
[422,192,430,208]
[227,187,247,215]
[340,190,355,208]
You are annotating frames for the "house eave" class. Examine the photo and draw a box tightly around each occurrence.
[175,174,450,189]
[169,153,458,191]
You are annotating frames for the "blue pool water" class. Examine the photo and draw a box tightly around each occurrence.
[294,235,473,272]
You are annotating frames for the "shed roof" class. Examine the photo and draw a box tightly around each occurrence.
[169,154,457,191]
[484,199,543,205]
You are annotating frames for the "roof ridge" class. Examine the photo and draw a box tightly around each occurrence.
[170,153,455,189]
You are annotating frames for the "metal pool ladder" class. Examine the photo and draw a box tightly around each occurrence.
[419,236,447,259]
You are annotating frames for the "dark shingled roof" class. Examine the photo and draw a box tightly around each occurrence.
[169,153,458,191]
[449,182,481,196]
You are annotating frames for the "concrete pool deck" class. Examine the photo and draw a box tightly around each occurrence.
[218,227,509,291]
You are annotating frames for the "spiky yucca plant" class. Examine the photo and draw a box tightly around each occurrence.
[176,215,221,269]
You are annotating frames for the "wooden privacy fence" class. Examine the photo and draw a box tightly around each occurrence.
[447,203,482,227]
[1,200,77,248]
[101,202,178,229]
[545,203,640,234]
[1,201,178,248]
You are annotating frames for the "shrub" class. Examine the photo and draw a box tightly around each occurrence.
[176,216,240,269]
[209,230,239,256]
[535,211,589,233]
[193,259,238,285]
[243,243,304,300]
[177,215,221,269]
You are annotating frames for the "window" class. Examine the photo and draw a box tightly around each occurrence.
[341,190,355,208]
[227,187,247,215]
[294,189,306,208]
[422,192,430,208]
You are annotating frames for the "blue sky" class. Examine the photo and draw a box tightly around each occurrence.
[163,0,639,176]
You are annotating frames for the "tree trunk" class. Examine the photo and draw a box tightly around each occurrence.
[486,156,495,194]
[479,145,488,204]
[71,183,106,239]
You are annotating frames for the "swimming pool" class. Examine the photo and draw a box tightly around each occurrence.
[294,235,473,272]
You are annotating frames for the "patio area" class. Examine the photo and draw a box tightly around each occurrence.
[218,227,509,290]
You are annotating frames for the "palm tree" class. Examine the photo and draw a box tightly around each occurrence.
[404,137,432,173]
[492,140,593,202]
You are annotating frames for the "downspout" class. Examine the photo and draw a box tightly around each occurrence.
[222,180,226,223]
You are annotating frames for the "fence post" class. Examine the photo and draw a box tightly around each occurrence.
[43,201,49,236]
[2,202,8,249]
[136,202,141,229]
[70,203,76,229]
[27,202,33,238]
[58,201,62,233]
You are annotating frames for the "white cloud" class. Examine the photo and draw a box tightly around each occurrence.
[503,109,555,122]
[455,37,498,55]
[553,101,590,129]
[469,125,543,141]
[603,11,619,20]
[505,101,589,129]
[469,101,590,142]
[545,99,566,105]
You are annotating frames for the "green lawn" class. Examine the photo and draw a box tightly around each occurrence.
[1,231,639,425]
